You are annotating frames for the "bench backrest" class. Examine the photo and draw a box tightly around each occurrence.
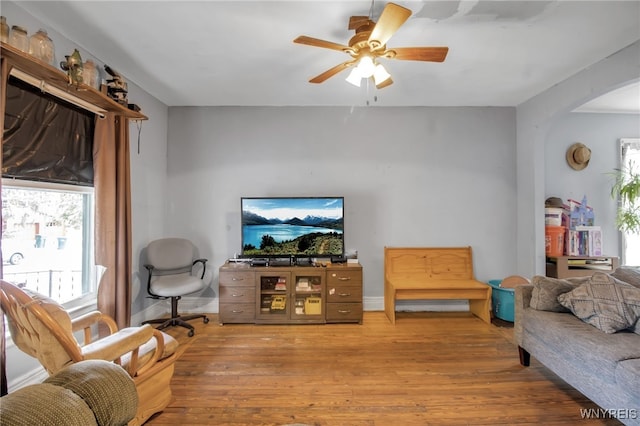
[384,246,476,281]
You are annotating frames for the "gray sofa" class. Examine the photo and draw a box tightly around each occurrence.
[515,268,640,426]
[0,359,138,426]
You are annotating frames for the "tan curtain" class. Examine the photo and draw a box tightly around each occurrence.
[93,113,132,329]
[1,52,8,396]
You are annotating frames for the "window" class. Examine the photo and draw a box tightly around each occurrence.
[2,72,98,309]
[619,138,640,267]
[1,180,98,309]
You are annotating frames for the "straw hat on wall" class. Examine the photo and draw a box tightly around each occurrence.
[566,143,591,170]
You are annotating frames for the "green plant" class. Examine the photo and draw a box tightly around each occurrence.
[610,160,640,234]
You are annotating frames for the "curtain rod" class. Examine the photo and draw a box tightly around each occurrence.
[9,68,106,119]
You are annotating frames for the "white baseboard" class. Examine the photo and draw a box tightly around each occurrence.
[134,296,470,324]
[8,365,48,392]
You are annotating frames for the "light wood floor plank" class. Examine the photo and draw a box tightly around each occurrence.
[147,311,620,425]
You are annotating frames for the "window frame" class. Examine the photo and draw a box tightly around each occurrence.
[618,138,640,267]
[2,178,98,312]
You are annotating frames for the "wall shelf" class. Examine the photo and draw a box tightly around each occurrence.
[1,42,147,120]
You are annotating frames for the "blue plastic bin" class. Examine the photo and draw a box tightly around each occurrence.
[488,279,515,322]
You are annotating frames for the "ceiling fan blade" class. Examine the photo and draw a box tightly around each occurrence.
[349,16,371,30]
[309,60,357,84]
[293,35,350,52]
[368,3,411,51]
[376,77,394,89]
[390,47,449,62]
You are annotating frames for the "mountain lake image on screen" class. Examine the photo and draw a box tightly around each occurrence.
[241,197,344,257]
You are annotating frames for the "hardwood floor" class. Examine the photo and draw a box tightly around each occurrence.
[149,311,620,426]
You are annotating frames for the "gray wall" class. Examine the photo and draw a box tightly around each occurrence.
[545,112,640,257]
[516,40,640,276]
[166,106,518,298]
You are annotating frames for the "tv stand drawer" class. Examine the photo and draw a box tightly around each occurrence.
[218,263,362,324]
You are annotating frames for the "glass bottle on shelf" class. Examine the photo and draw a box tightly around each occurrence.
[83,60,99,89]
[9,25,28,52]
[29,29,54,65]
[1,16,9,43]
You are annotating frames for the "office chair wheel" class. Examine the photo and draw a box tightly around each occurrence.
[203,317,210,324]
[188,329,195,337]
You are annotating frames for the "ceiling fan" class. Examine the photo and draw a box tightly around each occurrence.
[293,2,449,89]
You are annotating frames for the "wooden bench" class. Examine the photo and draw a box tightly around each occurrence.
[384,246,492,324]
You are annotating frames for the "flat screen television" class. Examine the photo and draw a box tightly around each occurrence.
[241,197,344,258]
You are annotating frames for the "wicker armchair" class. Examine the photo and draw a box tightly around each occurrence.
[0,280,179,425]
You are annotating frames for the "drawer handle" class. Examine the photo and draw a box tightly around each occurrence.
[232,277,245,281]
[231,293,244,297]
[337,277,351,281]
[337,309,352,314]
[232,309,244,313]
[338,293,352,297]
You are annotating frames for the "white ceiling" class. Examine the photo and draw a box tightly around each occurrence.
[15,1,640,110]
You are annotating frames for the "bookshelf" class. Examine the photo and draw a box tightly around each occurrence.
[545,256,619,278]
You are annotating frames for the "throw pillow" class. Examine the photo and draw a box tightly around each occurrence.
[529,275,591,312]
[611,267,640,334]
[557,272,640,334]
[611,267,640,289]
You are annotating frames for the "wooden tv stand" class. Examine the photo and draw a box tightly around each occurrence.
[218,262,362,325]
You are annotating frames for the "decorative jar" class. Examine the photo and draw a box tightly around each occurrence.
[29,29,55,65]
[9,25,28,52]
[83,60,100,89]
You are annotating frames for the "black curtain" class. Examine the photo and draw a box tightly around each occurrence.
[2,76,95,185]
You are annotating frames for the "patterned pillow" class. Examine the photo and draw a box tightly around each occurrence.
[557,272,640,334]
[529,275,591,312]
[611,267,640,289]
[610,267,640,334]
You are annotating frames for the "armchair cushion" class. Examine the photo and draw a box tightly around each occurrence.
[81,326,179,375]
[7,288,80,373]
[81,324,155,362]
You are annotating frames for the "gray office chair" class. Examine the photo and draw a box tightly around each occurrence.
[142,238,210,336]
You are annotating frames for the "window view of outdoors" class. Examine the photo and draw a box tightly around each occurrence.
[1,185,95,304]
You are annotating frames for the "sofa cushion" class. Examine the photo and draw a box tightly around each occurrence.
[616,358,640,401]
[611,267,640,289]
[523,308,640,384]
[611,268,640,335]
[0,383,98,426]
[529,275,590,312]
[557,272,640,334]
[44,359,137,426]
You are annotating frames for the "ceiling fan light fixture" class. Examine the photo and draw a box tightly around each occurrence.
[372,63,391,86]
[345,67,362,87]
[356,56,376,78]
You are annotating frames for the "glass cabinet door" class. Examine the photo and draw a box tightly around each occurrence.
[256,272,291,321]
[291,269,324,321]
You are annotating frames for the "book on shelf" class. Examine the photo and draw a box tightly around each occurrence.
[565,226,602,256]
